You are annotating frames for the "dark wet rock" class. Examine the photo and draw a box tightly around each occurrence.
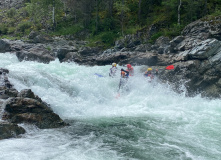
[56,46,78,62]
[182,17,221,40]
[0,39,11,52]
[28,30,39,39]
[135,44,152,52]
[0,68,9,74]
[78,46,101,56]
[0,122,25,140]
[188,39,221,60]
[33,34,54,43]
[16,45,55,63]
[2,97,68,129]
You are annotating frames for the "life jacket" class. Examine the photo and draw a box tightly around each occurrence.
[121,71,129,78]
[144,71,153,79]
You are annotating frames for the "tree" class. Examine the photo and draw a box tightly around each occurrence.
[114,0,130,35]
[138,0,142,23]
[26,0,63,30]
[178,0,182,25]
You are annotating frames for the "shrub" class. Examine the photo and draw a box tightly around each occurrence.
[101,31,116,46]
[7,27,16,34]
[0,24,8,34]
[7,8,17,18]
[17,21,32,33]
[54,24,83,35]
[148,32,163,44]
[163,24,184,38]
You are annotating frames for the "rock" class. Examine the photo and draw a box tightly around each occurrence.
[0,122,25,140]
[3,97,68,129]
[16,45,55,63]
[0,39,11,52]
[56,46,78,62]
[78,46,101,56]
[130,52,158,65]
[188,39,221,60]
[33,34,54,43]
[155,36,170,47]
[28,30,39,39]
[135,44,152,52]
[182,17,221,40]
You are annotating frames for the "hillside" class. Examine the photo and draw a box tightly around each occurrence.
[0,0,220,48]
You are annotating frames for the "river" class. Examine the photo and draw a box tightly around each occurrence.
[0,53,221,160]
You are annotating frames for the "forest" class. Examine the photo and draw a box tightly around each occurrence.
[0,0,220,48]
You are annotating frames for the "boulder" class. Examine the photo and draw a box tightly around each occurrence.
[2,97,68,129]
[188,39,221,60]
[33,34,54,43]
[0,39,11,52]
[0,122,25,140]
[16,45,55,63]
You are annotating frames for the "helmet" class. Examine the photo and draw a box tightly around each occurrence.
[112,63,117,67]
[147,68,152,71]
[127,64,132,69]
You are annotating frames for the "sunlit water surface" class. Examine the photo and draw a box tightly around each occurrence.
[0,53,221,160]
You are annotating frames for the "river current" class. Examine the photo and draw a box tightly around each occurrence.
[0,53,221,160]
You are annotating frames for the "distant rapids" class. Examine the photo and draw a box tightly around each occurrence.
[0,53,221,160]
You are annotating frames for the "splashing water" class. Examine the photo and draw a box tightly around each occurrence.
[0,53,221,160]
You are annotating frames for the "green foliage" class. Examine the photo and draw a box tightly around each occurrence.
[0,0,220,47]
[7,27,16,34]
[0,24,8,34]
[46,46,51,51]
[101,31,116,45]
[54,24,84,35]
[87,31,119,49]
[6,8,16,18]
[148,32,163,44]
[124,25,142,35]
[17,21,32,33]
[0,35,18,40]
[163,24,184,38]
[211,7,221,17]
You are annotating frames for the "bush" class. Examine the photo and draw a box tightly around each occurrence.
[163,24,184,38]
[101,31,116,46]
[17,21,32,33]
[148,32,163,44]
[7,8,16,18]
[7,27,16,34]
[54,24,83,35]
[0,24,8,34]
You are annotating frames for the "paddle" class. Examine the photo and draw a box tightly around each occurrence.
[94,73,104,77]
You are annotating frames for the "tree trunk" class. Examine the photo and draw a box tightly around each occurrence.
[52,0,56,30]
[138,0,142,24]
[178,0,182,25]
[95,0,98,33]
[108,0,114,17]
[121,0,124,35]
[204,0,207,16]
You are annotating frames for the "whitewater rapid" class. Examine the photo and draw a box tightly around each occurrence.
[0,53,221,160]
